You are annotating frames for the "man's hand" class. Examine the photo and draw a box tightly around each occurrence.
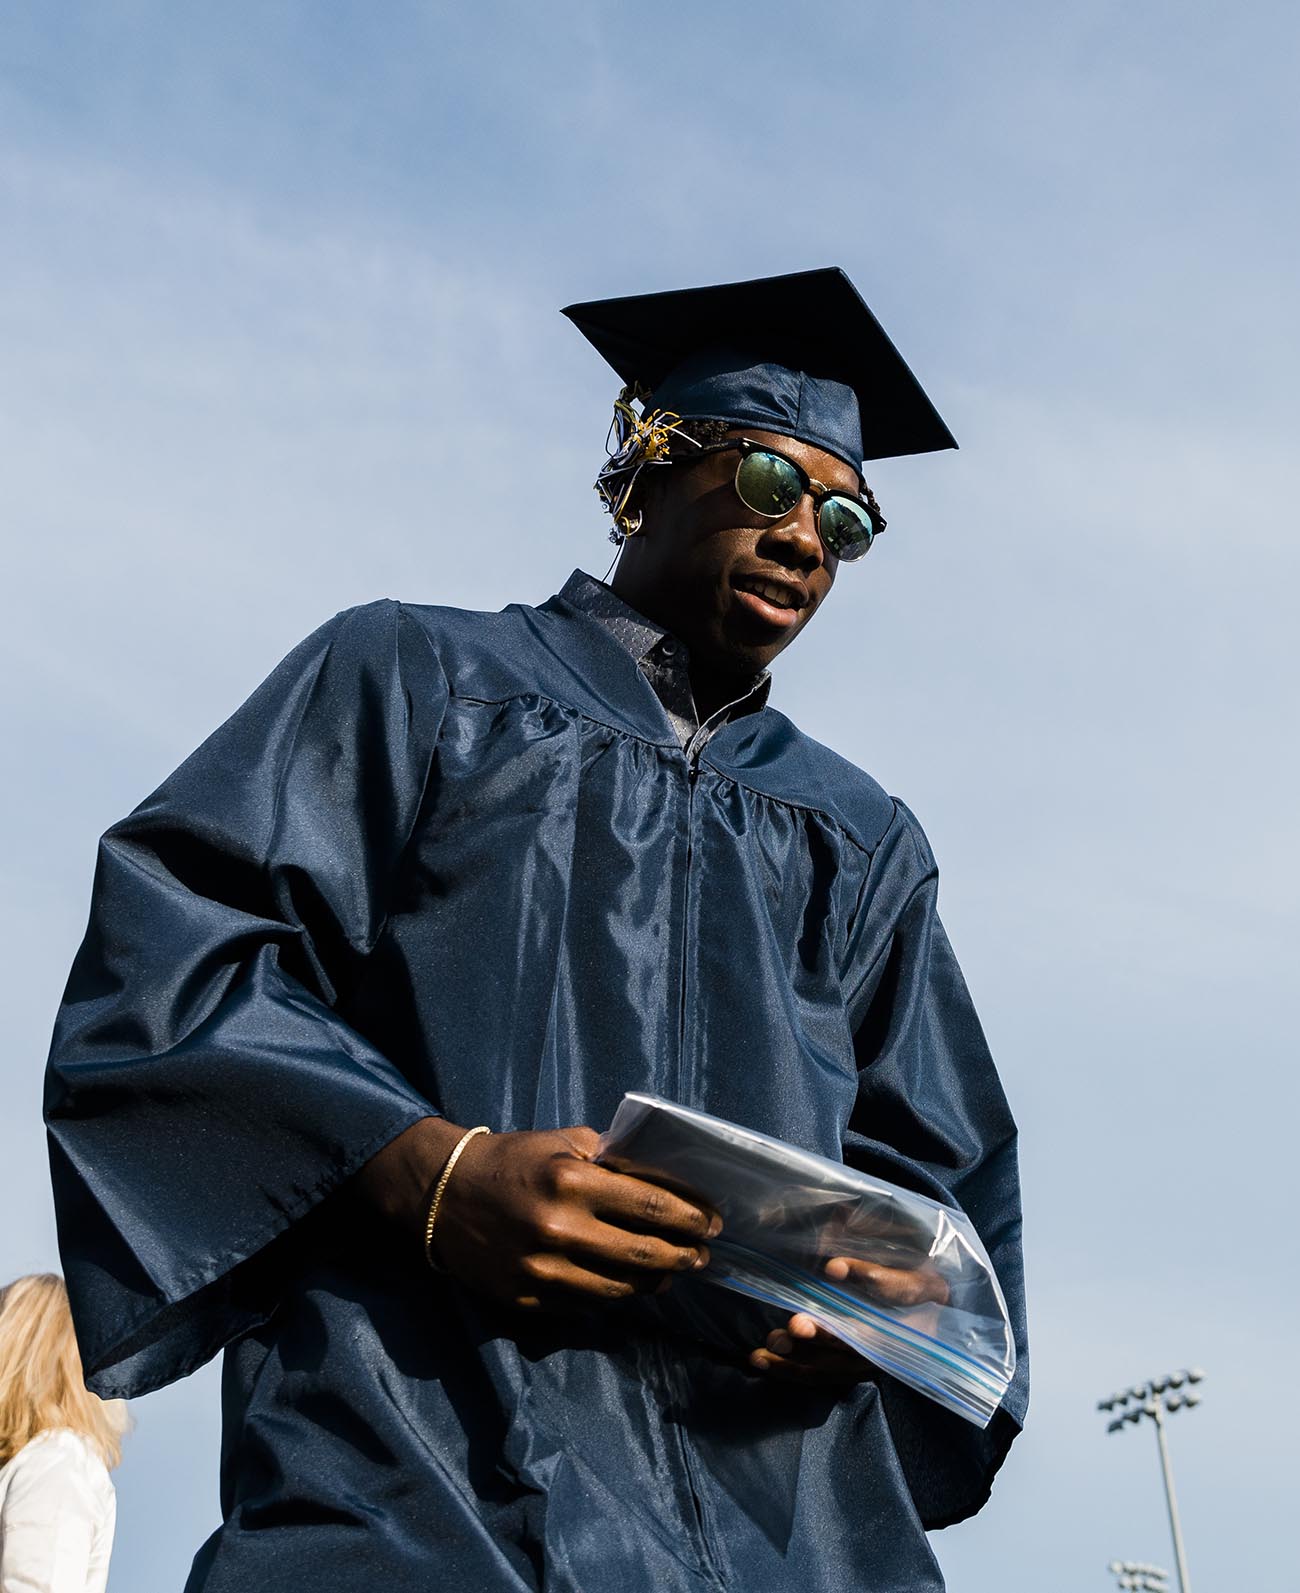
[748,1254,950,1389]
[356,1117,719,1310]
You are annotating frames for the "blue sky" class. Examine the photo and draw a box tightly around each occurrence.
[2,4,1297,1588]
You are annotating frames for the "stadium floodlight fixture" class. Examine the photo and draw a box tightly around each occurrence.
[1108,1559,1170,1592]
[1165,1391,1201,1414]
[1097,1368,1204,1593]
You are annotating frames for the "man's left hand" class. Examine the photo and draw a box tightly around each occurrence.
[748,1255,949,1390]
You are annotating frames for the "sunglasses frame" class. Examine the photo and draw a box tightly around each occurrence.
[681,437,885,560]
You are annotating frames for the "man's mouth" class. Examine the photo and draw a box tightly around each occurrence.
[731,572,808,631]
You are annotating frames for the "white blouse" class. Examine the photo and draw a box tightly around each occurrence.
[0,1431,115,1593]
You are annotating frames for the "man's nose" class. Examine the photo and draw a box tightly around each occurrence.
[762,496,825,571]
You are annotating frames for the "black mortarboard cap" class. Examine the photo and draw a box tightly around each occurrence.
[563,267,956,472]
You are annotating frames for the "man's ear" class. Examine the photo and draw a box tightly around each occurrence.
[627,462,673,534]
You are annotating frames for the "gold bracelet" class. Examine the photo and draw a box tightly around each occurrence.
[423,1125,491,1271]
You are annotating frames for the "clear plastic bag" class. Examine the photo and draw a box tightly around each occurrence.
[599,1093,1015,1427]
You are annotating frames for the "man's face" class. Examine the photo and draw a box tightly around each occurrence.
[613,427,856,682]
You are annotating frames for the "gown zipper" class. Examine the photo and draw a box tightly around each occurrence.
[669,682,766,1585]
[674,677,763,1105]
[675,751,699,1103]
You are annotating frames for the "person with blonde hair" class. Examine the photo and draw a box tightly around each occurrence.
[0,1274,128,1593]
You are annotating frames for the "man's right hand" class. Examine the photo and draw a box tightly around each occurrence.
[356,1118,719,1310]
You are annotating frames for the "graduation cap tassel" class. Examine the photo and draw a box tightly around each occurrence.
[594,382,700,542]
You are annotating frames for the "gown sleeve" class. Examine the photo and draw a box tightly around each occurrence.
[44,600,449,1400]
[840,798,1029,1530]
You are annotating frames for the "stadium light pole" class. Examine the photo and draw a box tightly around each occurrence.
[1097,1369,1203,1593]
[1107,1560,1169,1592]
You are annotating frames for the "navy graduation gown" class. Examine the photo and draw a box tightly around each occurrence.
[46,586,1027,1591]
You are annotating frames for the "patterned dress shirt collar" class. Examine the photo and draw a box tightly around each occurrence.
[559,570,771,752]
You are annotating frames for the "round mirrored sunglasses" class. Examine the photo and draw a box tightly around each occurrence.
[682,438,884,562]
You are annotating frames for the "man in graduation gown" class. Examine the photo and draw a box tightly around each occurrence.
[45,268,1028,1591]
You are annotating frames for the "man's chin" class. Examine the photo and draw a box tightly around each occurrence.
[716,612,805,674]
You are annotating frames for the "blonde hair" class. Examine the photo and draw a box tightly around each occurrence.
[0,1274,130,1469]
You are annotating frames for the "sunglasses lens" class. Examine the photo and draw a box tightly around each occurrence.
[735,450,804,517]
[818,496,875,561]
